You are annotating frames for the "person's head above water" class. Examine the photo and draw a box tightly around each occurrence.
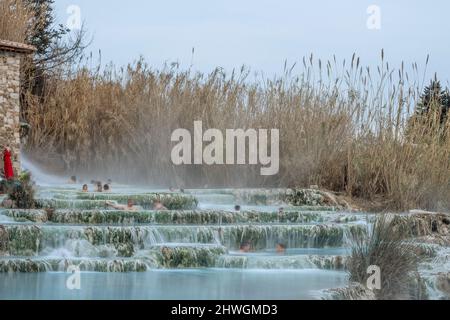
[82,184,88,192]
[240,241,251,252]
[153,195,168,210]
[127,199,134,208]
[103,184,110,191]
[153,197,163,207]
[234,205,241,212]
[276,243,286,254]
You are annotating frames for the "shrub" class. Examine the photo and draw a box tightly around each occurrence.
[3,171,37,209]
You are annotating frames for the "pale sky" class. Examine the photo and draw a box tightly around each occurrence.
[55,0,450,82]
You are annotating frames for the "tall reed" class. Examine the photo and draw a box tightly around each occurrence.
[23,53,450,211]
[0,0,32,43]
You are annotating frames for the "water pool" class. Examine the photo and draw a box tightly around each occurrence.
[0,269,348,300]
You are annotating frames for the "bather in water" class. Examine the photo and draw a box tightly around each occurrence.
[106,199,139,212]
[96,182,103,192]
[239,241,252,253]
[276,243,287,254]
[153,196,168,211]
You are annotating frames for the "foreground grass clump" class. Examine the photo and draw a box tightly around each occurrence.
[347,215,426,300]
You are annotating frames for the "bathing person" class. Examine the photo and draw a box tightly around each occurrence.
[82,184,88,192]
[234,205,241,212]
[103,184,111,192]
[2,147,14,180]
[239,241,251,253]
[152,194,168,211]
[96,182,103,192]
[276,243,287,254]
[106,199,138,212]
[153,199,168,211]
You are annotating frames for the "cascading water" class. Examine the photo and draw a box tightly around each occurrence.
[1,173,448,300]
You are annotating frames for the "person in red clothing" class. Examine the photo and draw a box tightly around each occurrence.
[3,146,14,180]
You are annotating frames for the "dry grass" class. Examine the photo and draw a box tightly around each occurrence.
[21,53,450,211]
[0,0,32,43]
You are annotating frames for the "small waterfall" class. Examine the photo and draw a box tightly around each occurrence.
[220,224,366,250]
[2,209,48,223]
[215,254,347,270]
[40,239,118,259]
[36,199,111,210]
[230,188,289,205]
[0,259,53,273]
[131,227,164,247]
[153,244,227,268]
[2,223,367,257]
[0,212,13,223]
[3,208,363,225]
[76,193,198,210]
[194,194,236,205]
[0,258,153,273]
[5,225,43,256]
[419,247,450,299]
[58,258,152,272]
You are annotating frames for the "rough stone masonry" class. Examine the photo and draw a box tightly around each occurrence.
[0,40,35,176]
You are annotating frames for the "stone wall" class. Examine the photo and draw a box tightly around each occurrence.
[0,51,21,176]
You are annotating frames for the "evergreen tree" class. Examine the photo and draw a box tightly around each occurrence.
[19,0,86,126]
[416,78,450,127]
[24,0,70,57]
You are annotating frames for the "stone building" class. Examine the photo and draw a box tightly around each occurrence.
[0,39,36,176]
